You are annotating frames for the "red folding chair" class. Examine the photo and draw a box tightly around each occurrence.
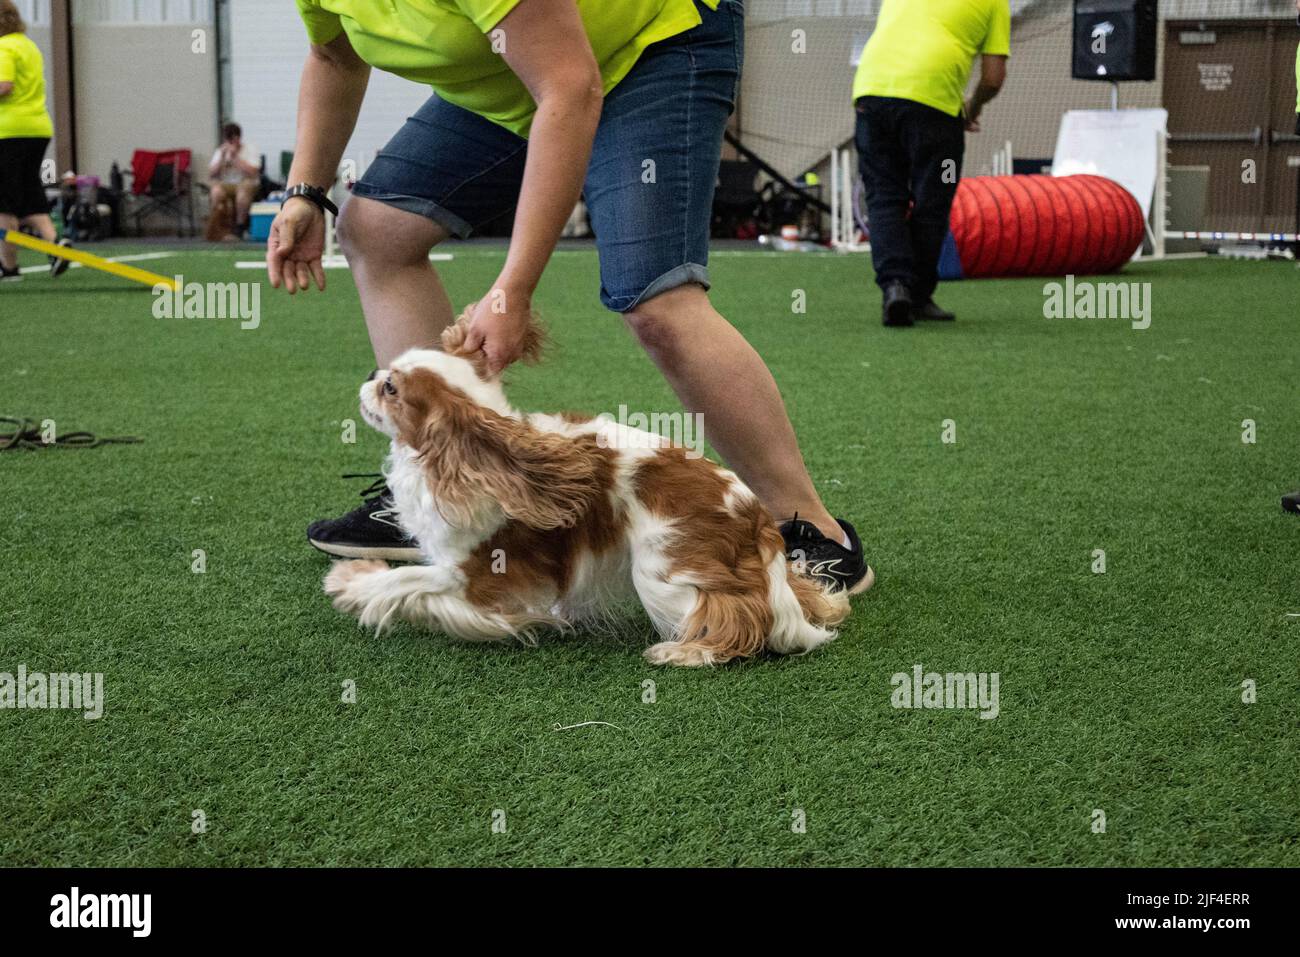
[130,149,195,236]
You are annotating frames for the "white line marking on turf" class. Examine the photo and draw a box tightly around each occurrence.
[552,721,623,732]
[234,253,453,269]
[98,251,177,263]
[19,250,179,275]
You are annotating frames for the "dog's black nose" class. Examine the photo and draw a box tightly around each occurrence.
[366,368,379,382]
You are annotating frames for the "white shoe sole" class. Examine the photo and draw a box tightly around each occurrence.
[847,565,876,596]
[308,538,422,562]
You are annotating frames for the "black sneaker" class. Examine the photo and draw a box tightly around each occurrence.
[307,474,422,561]
[882,281,913,327]
[49,238,74,278]
[1283,491,1300,515]
[914,298,955,321]
[0,266,22,283]
[780,516,875,595]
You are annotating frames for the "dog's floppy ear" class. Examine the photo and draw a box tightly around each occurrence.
[439,305,488,377]
[441,301,546,376]
[422,389,604,530]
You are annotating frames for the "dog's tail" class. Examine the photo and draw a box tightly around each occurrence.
[647,516,846,667]
[764,551,849,655]
[784,567,850,631]
[750,510,848,655]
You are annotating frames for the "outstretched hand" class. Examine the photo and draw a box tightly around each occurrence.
[267,198,327,294]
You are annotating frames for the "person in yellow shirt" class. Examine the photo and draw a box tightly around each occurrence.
[272,0,874,594]
[853,0,1010,326]
[0,0,71,282]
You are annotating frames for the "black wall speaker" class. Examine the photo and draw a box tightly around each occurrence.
[1072,1,1158,82]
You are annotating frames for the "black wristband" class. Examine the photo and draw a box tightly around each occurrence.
[284,183,338,217]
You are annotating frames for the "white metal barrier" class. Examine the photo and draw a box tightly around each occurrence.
[829,147,868,253]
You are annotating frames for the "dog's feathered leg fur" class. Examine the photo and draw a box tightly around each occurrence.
[324,559,563,641]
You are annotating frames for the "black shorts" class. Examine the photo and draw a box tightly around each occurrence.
[0,137,51,218]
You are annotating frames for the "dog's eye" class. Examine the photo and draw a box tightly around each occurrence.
[382,379,397,397]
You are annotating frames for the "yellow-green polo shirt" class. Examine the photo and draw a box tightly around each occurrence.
[296,0,720,137]
[853,0,1011,118]
[0,31,54,140]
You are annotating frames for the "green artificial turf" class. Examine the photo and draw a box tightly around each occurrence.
[1,243,1297,867]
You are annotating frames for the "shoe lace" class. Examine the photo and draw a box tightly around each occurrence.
[341,472,388,502]
[785,511,818,541]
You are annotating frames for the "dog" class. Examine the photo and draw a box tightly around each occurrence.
[204,186,237,242]
[323,309,851,666]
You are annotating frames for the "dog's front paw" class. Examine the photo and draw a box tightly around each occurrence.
[324,559,389,603]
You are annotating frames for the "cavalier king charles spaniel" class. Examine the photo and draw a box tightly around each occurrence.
[324,309,850,666]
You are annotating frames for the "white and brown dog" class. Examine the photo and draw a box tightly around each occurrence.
[324,310,850,666]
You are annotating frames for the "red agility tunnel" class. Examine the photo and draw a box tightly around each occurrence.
[948,174,1145,279]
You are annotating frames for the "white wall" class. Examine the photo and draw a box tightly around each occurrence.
[71,0,212,22]
[72,22,218,180]
[225,0,430,182]
[15,1,218,180]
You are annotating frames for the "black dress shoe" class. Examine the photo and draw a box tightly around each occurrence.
[914,299,955,321]
[882,281,913,327]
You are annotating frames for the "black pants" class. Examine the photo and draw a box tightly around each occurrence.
[0,137,51,218]
[855,96,965,301]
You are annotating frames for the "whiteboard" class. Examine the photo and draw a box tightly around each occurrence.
[1051,109,1168,220]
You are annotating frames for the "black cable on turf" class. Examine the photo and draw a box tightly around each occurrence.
[0,416,143,451]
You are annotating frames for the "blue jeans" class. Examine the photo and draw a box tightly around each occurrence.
[855,95,965,302]
[351,0,744,312]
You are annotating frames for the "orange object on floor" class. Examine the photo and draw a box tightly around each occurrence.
[949,174,1145,278]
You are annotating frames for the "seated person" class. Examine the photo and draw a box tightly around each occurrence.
[208,122,259,239]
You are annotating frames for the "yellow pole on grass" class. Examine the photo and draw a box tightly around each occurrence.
[0,229,179,290]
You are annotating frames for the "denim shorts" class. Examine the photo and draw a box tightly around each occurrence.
[350,0,744,312]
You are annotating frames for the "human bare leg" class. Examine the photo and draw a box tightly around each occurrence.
[623,283,842,543]
[18,212,57,242]
[336,195,456,368]
[0,213,19,270]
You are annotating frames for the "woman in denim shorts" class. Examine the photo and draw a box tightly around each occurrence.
[272,0,871,594]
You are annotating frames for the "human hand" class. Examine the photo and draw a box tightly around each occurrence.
[459,288,534,376]
[267,197,327,294]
